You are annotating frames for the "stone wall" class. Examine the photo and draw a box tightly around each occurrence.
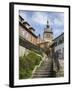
[53,59,64,77]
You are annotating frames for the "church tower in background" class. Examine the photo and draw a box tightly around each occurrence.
[43,20,53,42]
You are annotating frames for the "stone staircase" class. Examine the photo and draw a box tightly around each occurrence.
[32,57,55,78]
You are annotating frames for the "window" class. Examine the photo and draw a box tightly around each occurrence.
[58,38,63,45]
[57,49,62,59]
[25,32,29,40]
[54,42,57,46]
[62,48,64,59]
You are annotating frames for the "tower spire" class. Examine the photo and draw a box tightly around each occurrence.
[46,20,49,28]
[47,20,49,25]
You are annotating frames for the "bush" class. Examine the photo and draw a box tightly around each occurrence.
[31,49,43,56]
[27,52,42,65]
[19,51,42,79]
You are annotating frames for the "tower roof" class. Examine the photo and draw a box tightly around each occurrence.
[44,20,53,33]
[46,20,49,28]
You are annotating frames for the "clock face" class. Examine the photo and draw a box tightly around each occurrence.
[44,33,50,38]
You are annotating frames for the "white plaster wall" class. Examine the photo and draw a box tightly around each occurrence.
[19,45,26,56]
[55,43,64,52]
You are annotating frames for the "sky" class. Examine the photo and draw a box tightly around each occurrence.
[19,10,64,39]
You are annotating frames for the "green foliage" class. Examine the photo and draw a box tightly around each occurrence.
[19,51,42,79]
[31,49,43,56]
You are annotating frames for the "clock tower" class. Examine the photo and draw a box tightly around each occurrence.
[43,20,53,42]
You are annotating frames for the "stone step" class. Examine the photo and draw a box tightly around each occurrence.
[33,72,53,75]
[40,62,53,67]
[34,69,52,71]
[37,66,53,71]
[32,57,54,78]
[34,69,52,72]
[32,74,54,78]
[41,60,52,64]
[40,64,52,67]
[39,65,52,68]
[32,71,56,78]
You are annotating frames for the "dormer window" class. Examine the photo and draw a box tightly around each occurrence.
[23,21,30,29]
[29,27,35,32]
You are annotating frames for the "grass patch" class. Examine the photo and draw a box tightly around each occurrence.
[19,51,42,79]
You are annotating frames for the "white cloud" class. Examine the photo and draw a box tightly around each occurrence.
[53,18,64,27]
[31,12,52,25]
[53,28,63,38]
[53,13,64,27]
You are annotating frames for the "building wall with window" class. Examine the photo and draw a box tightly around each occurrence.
[55,43,64,59]
[19,15,38,56]
[19,23,37,45]
[53,33,64,59]
[19,15,38,43]
[53,33,64,77]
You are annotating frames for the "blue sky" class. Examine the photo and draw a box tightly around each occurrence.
[19,10,64,39]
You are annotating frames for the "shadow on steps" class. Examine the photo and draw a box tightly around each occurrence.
[48,71,56,77]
